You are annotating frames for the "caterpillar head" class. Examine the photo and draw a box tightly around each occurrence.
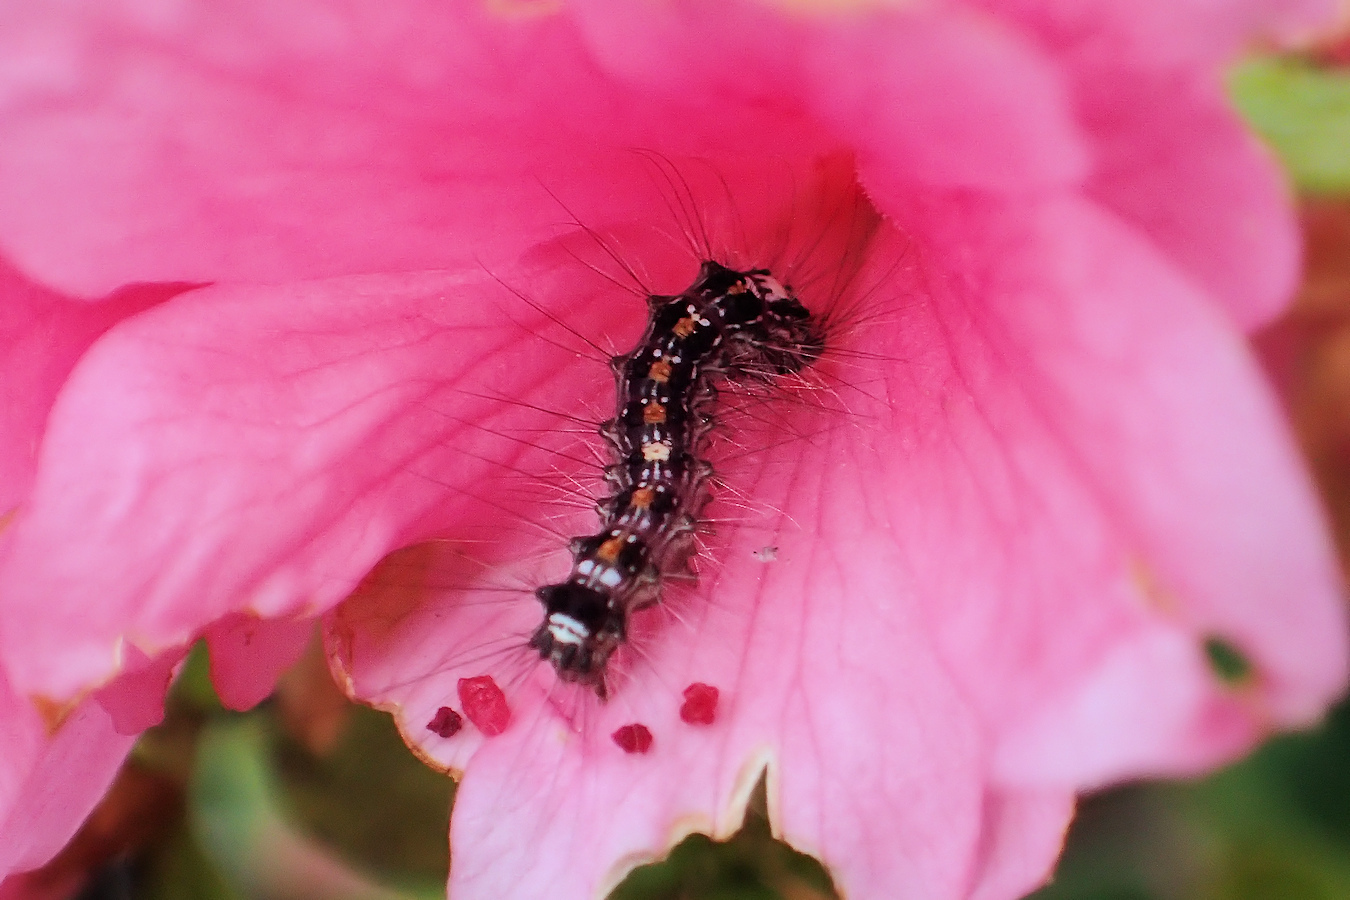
[530,582,625,698]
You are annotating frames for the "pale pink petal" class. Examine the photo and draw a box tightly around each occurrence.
[441,606,984,900]
[0,257,185,511]
[0,267,531,701]
[883,189,1346,781]
[569,0,1088,191]
[0,3,778,294]
[974,0,1337,71]
[991,195,1343,722]
[966,789,1076,900]
[969,0,1329,328]
[1080,70,1299,329]
[0,4,615,293]
[0,669,134,875]
[361,501,990,900]
[994,626,1258,788]
[0,0,1093,296]
[206,614,313,711]
[90,646,183,735]
[0,671,43,835]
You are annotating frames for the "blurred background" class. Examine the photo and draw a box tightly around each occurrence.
[9,43,1350,900]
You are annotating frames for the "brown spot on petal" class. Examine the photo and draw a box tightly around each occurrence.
[32,694,80,736]
[332,543,444,647]
[1128,558,1180,617]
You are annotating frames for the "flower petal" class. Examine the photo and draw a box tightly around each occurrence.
[442,607,985,900]
[569,0,1088,191]
[994,625,1259,788]
[0,0,1093,297]
[0,668,135,875]
[0,268,531,700]
[351,446,993,898]
[0,257,184,513]
[967,789,1075,900]
[885,188,1347,781]
[967,0,1329,328]
[205,614,313,712]
[0,4,617,293]
[1079,69,1300,329]
[974,0,1337,71]
[90,646,182,736]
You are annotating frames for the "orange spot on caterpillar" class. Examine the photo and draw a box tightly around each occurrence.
[648,359,673,382]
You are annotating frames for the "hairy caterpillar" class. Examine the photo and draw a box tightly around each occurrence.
[531,259,824,697]
[327,152,908,748]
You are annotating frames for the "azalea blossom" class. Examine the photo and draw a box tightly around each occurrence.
[0,1,1346,899]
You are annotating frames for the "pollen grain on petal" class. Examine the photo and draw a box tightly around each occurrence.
[458,675,512,736]
[612,723,654,754]
[680,682,720,725]
[427,706,464,738]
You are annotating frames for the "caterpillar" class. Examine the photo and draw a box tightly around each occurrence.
[327,152,907,746]
[530,260,825,697]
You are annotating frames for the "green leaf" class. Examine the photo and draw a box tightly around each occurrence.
[191,715,445,900]
[138,823,247,900]
[610,779,836,900]
[1229,57,1350,194]
[1202,635,1254,687]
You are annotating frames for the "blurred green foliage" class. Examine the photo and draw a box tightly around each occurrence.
[1031,701,1350,900]
[611,785,836,900]
[1202,637,1255,687]
[1229,56,1350,194]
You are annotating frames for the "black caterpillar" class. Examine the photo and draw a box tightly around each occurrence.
[528,260,824,697]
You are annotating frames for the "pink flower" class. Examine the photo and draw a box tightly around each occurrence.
[0,1,1344,899]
